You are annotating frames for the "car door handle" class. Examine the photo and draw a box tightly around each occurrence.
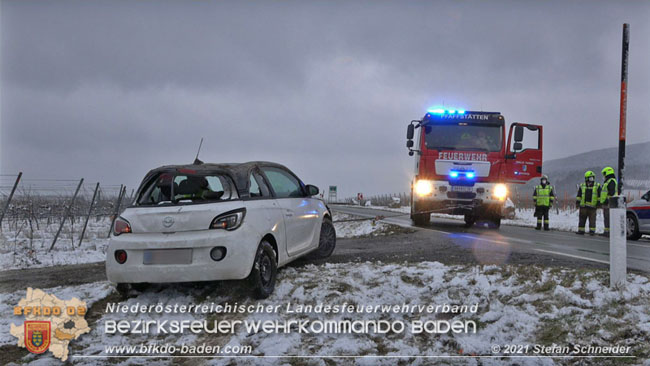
[285,210,294,217]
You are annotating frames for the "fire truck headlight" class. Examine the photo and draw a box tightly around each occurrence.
[494,184,508,200]
[415,180,434,196]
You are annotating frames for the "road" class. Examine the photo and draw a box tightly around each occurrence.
[332,205,650,273]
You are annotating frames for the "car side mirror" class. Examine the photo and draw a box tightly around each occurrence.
[407,124,414,140]
[513,142,523,151]
[514,125,524,142]
[305,184,319,196]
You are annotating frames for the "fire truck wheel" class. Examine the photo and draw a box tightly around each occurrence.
[491,217,502,228]
[411,213,430,226]
[464,214,476,228]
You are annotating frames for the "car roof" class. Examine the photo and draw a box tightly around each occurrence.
[138,161,295,197]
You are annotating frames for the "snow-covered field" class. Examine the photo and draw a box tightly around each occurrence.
[0,213,395,271]
[0,217,111,271]
[3,262,649,365]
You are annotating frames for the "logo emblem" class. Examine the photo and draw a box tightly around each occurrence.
[25,321,50,354]
[162,216,174,228]
[522,165,527,172]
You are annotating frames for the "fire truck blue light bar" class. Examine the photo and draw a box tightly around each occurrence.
[427,108,466,115]
[449,171,475,179]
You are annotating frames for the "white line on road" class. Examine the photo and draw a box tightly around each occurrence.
[533,248,609,265]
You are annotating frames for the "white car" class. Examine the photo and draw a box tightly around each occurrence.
[627,190,650,240]
[106,161,335,298]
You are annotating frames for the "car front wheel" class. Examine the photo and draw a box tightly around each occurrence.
[312,217,336,259]
[627,213,642,240]
[248,241,277,299]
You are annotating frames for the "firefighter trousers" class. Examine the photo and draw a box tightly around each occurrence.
[603,207,610,234]
[578,207,597,234]
[535,206,550,230]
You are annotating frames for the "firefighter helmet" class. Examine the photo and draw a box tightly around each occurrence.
[602,166,615,177]
[584,171,595,179]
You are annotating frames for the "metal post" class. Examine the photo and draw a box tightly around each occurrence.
[78,183,100,247]
[49,178,84,251]
[610,23,629,288]
[0,172,22,228]
[617,23,629,194]
[107,185,126,238]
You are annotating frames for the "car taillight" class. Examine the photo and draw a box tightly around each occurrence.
[113,217,132,236]
[210,208,246,231]
[115,250,127,264]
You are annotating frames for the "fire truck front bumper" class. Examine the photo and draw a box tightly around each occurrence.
[412,181,507,216]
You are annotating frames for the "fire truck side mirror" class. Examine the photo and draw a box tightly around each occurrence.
[406,140,414,148]
[513,142,523,151]
[514,125,524,142]
[407,124,414,140]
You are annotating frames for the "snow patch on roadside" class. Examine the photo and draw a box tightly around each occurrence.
[3,263,649,365]
[333,212,407,238]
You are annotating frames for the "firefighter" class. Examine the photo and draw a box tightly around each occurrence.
[576,171,601,235]
[533,175,555,230]
[600,166,618,237]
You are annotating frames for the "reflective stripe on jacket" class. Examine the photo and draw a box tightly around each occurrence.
[534,185,555,207]
[578,183,601,208]
[600,176,618,204]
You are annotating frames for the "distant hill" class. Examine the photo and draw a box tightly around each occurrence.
[515,141,650,202]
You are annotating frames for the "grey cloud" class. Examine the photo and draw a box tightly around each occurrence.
[1,0,649,199]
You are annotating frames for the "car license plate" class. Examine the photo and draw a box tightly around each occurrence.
[451,186,473,193]
[143,249,193,265]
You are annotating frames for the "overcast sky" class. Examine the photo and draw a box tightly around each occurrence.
[1,0,649,198]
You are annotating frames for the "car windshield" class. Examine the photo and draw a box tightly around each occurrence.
[424,123,502,152]
[136,172,239,205]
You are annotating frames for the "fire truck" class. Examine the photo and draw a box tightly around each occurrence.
[406,108,543,227]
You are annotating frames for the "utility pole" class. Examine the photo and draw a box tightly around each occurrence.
[610,23,629,288]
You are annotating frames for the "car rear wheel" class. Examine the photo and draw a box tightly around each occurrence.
[312,217,336,259]
[248,241,277,299]
[627,213,642,240]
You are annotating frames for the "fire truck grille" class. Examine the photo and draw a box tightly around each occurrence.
[446,192,476,200]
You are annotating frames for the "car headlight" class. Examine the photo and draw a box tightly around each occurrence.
[493,184,508,200]
[210,208,246,230]
[414,180,434,196]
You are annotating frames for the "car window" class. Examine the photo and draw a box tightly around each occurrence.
[249,173,270,198]
[137,172,238,205]
[643,191,650,201]
[262,167,304,198]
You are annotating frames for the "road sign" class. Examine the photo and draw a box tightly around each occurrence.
[328,186,337,203]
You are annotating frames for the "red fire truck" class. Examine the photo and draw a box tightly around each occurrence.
[406,108,543,227]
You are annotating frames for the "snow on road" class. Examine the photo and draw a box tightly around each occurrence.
[3,262,649,365]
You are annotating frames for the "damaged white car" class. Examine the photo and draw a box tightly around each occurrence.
[106,161,335,298]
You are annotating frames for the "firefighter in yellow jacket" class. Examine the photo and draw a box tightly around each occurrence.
[600,166,618,237]
[533,175,555,230]
[576,171,601,235]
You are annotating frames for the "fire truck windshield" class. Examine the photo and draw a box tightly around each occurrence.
[424,123,502,152]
